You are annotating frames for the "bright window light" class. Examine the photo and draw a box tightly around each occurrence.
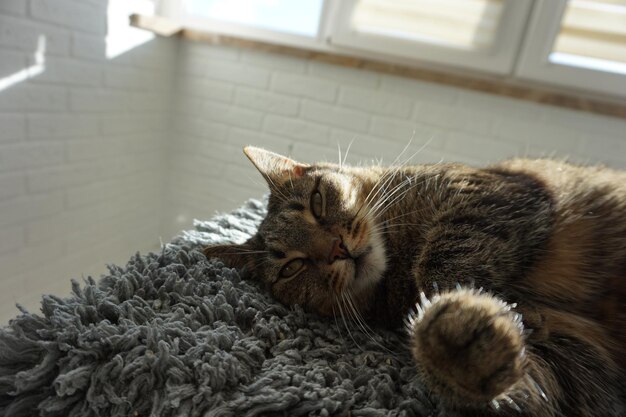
[350,0,505,50]
[551,0,626,74]
[0,35,46,92]
[107,0,156,59]
[185,0,325,37]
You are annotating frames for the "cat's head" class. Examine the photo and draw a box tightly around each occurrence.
[204,146,387,316]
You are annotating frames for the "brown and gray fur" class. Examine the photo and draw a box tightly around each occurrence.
[205,146,626,417]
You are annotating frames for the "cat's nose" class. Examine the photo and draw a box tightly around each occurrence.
[328,238,350,263]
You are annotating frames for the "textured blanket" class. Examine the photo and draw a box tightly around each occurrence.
[0,199,433,417]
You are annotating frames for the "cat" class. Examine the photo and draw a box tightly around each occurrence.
[204,146,626,416]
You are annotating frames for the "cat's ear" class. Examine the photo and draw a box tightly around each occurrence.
[243,146,309,185]
[203,242,258,271]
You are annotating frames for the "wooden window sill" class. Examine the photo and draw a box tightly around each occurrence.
[130,14,626,120]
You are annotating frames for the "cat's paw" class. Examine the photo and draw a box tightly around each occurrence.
[409,289,526,407]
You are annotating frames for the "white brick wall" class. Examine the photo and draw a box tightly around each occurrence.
[2,6,626,323]
[167,40,626,242]
[0,0,176,322]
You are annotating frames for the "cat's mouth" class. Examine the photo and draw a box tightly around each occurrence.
[353,247,371,280]
[343,231,387,294]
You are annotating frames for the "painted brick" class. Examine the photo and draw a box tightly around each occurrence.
[0,1,26,15]
[0,84,67,111]
[70,88,131,112]
[0,15,71,55]
[0,114,26,142]
[104,67,160,91]
[178,77,234,103]
[204,101,265,130]
[0,173,24,201]
[183,43,240,61]
[33,56,102,86]
[0,192,63,228]
[308,61,379,88]
[228,127,292,156]
[0,225,23,254]
[30,0,105,34]
[264,114,330,144]
[235,87,299,116]
[0,142,64,171]
[27,113,99,139]
[271,72,337,102]
[72,32,105,61]
[580,134,626,166]
[26,162,98,192]
[370,116,439,143]
[491,118,585,156]
[101,114,163,135]
[290,141,339,163]
[65,137,126,162]
[414,102,494,135]
[301,99,370,132]
[339,86,414,118]
[443,131,518,161]
[0,49,28,78]
[204,60,270,88]
[175,116,230,141]
[380,75,458,104]
[457,89,542,121]
[131,92,168,112]
[241,50,306,73]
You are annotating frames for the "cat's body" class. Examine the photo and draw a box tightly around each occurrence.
[205,147,625,417]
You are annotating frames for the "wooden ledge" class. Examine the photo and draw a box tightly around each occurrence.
[130,14,626,120]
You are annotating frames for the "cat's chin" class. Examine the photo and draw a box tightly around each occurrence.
[349,231,387,294]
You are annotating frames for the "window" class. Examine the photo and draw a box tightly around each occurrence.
[160,0,329,48]
[158,0,626,98]
[329,0,533,74]
[185,0,325,37]
[517,0,626,97]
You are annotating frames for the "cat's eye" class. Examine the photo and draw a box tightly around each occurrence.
[310,191,324,219]
[279,258,305,278]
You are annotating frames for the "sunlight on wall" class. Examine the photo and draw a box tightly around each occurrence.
[0,35,46,92]
[106,0,156,59]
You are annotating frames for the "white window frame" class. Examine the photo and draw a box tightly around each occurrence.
[516,0,626,97]
[157,0,534,75]
[156,0,626,99]
[157,0,334,51]
[327,0,534,75]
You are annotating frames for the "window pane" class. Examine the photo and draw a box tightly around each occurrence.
[350,0,505,50]
[551,0,626,74]
[185,0,324,37]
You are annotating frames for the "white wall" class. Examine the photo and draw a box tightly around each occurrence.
[165,40,626,237]
[0,0,176,321]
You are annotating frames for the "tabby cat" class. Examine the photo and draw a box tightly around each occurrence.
[204,146,625,416]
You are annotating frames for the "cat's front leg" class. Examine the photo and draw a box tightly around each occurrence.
[408,289,551,416]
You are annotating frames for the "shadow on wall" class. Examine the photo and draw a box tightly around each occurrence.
[0,0,173,323]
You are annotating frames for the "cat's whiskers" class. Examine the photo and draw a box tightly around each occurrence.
[342,138,355,167]
[336,293,361,349]
[352,138,417,222]
[344,289,394,354]
[353,138,436,227]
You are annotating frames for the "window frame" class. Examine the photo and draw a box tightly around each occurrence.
[156,0,626,99]
[516,0,626,97]
[157,0,333,51]
[326,0,535,75]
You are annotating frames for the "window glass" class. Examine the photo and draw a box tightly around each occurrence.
[185,0,325,37]
[551,0,626,75]
[350,0,505,50]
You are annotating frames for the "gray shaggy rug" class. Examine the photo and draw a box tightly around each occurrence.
[0,199,433,417]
